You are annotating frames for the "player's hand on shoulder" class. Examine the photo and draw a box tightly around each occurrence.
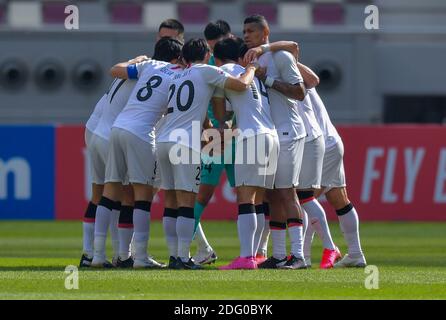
[246,62,260,71]
[243,47,263,65]
[129,55,150,64]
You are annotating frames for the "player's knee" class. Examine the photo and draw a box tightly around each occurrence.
[326,188,350,210]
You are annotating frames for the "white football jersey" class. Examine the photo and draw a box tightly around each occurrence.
[93,78,136,141]
[85,94,106,132]
[113,60,180,143]
[308,88,341,149]
[215,63,276,138]
[297,95,323,142]
[258,51,306,142]
[156,63,230,152]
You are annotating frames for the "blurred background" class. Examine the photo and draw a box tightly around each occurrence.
[1,0,446,221]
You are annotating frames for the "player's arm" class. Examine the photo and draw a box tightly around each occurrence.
[244,41,299,63]
[223,63,258,92]
[109,55,149,79]
[245,42,319,89]
[297,62,320,89]
[256,66,306,101]
[272,80,306,101]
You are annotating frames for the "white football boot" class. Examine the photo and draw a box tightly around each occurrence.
[333,254,367,268]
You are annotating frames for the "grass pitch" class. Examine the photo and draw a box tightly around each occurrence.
[0,221,445,300]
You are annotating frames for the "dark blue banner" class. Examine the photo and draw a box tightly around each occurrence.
[0,126,55,219]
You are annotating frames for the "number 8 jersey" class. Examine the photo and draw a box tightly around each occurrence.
[156,63,231,152]
[112,59,180,143]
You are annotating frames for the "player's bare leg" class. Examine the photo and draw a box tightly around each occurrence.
[80,183,104,267]
[298,187,340,269]
[325,187,366,268]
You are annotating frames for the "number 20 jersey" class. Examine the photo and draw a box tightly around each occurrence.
[112,59,181,143]
[156,63,230,152]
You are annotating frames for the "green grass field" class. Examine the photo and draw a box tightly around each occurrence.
[0,221,445,300]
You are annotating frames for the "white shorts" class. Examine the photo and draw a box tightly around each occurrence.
[89,133,109,185]
[321,140,346,189]
[234,133,279,189]
[105,127,156,185]
[274,137,305,189]
[157,142,201,193]
[298,135,325,189]
[85,128,94,148]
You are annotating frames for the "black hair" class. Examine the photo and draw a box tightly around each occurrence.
[243,15,269,30]
[152,37,183,62]
[158,19,185,36]
[204,20,231,41]
[214,37,246,63]
[216,20,231,35]
[182,38,210,63]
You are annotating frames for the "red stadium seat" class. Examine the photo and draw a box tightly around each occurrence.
[178,2,209,25]
[0,4,5,24]
[313,3,344,25]
[42,1,66,24]
[110,2,142,24]
[245,2,277,25]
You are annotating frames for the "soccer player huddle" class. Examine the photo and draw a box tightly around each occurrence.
[80,16,367,271]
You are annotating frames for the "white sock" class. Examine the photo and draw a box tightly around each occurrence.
[287,220,304,259]
[270,222,287,260]
[118,227,133,260]
[110,208,120,259]
[133,207,150,260]
[195,223,211,252]
[82,222,95,258]
[303,199,335,250]
[259,220,270,256]
[253,205,265,256]
[176,209,195,262]
[237,210,257,258]
[303,221,315,260]
[118,206,134,260]
[338,205,363,257]
[93,202,112,260]
[254,214,265,255]
[163,216,178,257]
[302,209,308,239]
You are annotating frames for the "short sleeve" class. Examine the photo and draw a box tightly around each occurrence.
[273,51,303,85]
[127,61,151,79]
[202,65,230,89]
